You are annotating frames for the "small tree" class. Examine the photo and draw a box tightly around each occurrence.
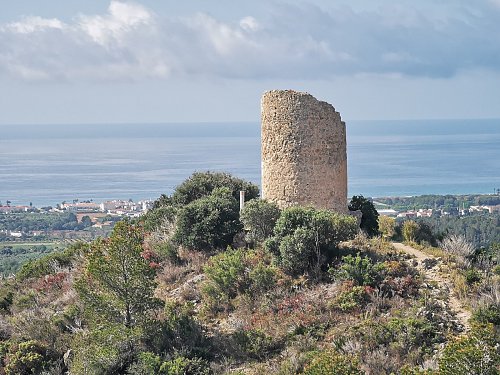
[378,216,395,241]
[76,221,160,328]
[240,199,280,246]
[348,195,379,237]
[174,188,242,251]
[402,220,419,243]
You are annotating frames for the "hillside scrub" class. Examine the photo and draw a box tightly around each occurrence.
[1,173,499,374]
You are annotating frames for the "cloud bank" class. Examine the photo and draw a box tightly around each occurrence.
[1,0,499,82]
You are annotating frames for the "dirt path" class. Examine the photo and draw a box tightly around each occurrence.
[392,242,471,332]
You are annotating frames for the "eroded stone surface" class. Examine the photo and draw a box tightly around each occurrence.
[261,90,347,213]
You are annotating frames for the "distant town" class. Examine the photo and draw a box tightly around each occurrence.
[376,202,500,218]
[1,193,499,242]
[0,198,154,241]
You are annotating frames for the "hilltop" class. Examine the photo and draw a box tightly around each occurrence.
[0,172,498,374]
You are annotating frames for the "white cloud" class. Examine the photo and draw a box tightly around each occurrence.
[0,0,499,82]
[239,16,259,32]
[77,0,153,46]
[4,16,64,34]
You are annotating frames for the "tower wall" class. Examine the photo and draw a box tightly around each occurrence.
[261,90,347,213]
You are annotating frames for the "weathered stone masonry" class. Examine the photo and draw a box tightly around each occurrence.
[261,90,347,213]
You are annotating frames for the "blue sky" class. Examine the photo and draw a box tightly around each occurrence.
[1,0,500,124]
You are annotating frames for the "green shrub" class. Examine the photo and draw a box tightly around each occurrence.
[154,241,180,264]
[160,356,212,375]
[438,324,499,375]
[278,228,315,276]
[267,207,358,276]
[127,352,162,374]
[240,199,280,245]
[69,325,142,375]
[203,248,247,304]
[232,329,277,360]
[201,249,277,312]
[302,350,363,375]
[378,216,396,240]
[127,353,212,375]
[472,304,500,326]
[4,340,55,375]
[331,253,385,287]
[0,286,14,312]
[158,302,207,356]
[333,285,368,312]
[464,268,482,285]
[350,316,442,358]
[248,261,278,295]
[174,188,242,251]
[142,205,177,232]
[402,220,419,243]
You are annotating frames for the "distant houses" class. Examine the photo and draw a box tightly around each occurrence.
[377,205,500,218]
[58,199,154,218]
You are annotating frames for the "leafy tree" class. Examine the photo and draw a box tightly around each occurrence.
[349,195,379,237]
[174,188,242,251]
[379,216,396,241]
[240,199,280,246]
[402,220,419,242]
[76,221,161,328]
[172,171,259,206]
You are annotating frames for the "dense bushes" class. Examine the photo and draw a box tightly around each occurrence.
[127,352,212,375]
[332,253,385,287]
[240,199,280,246]
[201,248,278,312]
[171,171,259,206]
[266,207,358,276]
[2,340,57,375]
[438,324,499,375]
[174,188,242,251]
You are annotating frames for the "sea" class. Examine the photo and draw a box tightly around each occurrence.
[1,119,499,207]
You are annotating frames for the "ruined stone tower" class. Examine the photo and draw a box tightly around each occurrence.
[261,90,347,213]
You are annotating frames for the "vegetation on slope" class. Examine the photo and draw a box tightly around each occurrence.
[0,172,498,374]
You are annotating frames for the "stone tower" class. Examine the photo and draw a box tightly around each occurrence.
[261,90,347,213]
